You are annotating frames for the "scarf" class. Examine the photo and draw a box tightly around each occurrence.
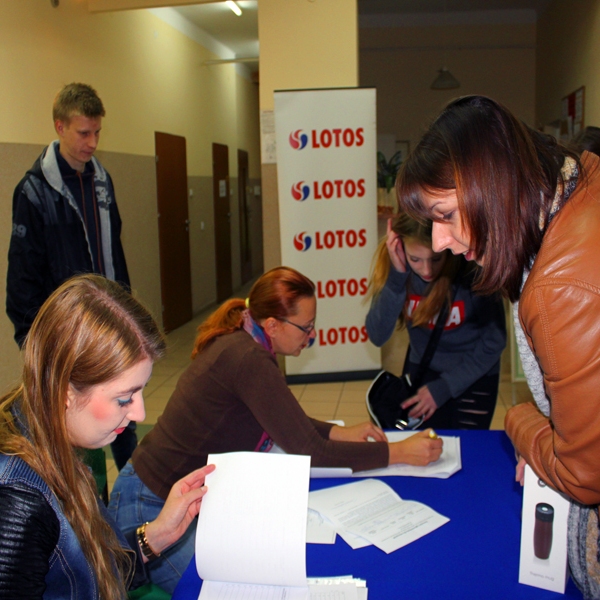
[241,309,274,356]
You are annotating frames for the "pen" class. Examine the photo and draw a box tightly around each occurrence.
[428,429,438,440]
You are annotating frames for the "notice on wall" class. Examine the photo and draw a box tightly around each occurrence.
[274,88,380,377]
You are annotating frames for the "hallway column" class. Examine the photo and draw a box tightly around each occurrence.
[258,0,358,269]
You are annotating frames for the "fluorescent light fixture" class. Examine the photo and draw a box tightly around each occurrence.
[226,1,242,16]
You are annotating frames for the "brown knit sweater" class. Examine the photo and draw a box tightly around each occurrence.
[133,330,389,499]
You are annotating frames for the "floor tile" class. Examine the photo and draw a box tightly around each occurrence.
[338,389,369,404]
[342,380,372,392]
[336,402,370,419]
[300,388,342,404]
[288,384,306,400]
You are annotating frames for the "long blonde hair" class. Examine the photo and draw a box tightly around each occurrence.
[366,213,460,327]
[0,275,166,600]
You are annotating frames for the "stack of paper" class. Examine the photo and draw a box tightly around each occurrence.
[195,452,368,600]
[354,432,461,479]
[308,478,449,552]
[272,432,461,479]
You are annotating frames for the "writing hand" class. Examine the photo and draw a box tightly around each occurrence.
[388,430,443,466]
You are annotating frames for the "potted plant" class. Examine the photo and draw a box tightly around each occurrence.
[377,150,402,218]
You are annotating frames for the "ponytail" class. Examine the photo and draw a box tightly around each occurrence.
[191,299,245,358]
[191,266,315,358]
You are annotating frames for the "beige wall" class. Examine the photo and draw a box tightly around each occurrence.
[0,0,261,394]
[360,20,536,149]
[258,0,359,269]
[536,0,600,129]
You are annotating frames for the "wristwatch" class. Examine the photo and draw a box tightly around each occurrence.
[136,522,161,561]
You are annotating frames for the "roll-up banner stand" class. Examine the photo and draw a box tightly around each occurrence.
[274,88,381,382]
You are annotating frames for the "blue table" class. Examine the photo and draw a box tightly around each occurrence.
[172,430,582,599]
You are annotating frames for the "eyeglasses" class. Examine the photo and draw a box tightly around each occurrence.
[279,318,315,336]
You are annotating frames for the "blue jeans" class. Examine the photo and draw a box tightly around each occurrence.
[107,462,197,594]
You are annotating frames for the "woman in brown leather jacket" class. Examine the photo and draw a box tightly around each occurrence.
[395,95,600,598]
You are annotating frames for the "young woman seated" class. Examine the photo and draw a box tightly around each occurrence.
[0,274,214,600]
[109,266,443,593]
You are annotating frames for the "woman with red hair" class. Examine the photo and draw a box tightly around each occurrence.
[109,266,442,592]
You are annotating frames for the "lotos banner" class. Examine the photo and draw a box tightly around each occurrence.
[274,88,380,378]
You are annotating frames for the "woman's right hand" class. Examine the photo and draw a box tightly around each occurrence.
[388,429,443,466]
[142,464,215,560]
[386,218,407,273]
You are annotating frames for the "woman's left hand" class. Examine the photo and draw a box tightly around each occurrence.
[401,385,437,421]
[330,422,387,443]
[515,456,527,486]
[143,464,216,559]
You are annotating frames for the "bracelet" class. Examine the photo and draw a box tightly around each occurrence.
[136,522,161,561]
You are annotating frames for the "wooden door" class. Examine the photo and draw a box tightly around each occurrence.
[155,132,193,332]
[238,149,252,284]
[212,143,232,301]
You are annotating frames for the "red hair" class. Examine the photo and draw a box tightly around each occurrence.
[192,267,315,357]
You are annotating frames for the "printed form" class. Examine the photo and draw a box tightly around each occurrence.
[308,478,449,553]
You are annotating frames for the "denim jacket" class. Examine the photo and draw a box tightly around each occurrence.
[0,453,138,599]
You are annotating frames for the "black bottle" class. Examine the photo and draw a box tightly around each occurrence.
[534,503,554,560]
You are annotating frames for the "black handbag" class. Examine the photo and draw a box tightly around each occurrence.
[366,297,451,430]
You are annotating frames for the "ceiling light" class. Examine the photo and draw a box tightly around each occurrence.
[226,1,242,16]
[430,67,460,90]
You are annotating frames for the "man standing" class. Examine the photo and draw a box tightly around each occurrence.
[6,83,136,470]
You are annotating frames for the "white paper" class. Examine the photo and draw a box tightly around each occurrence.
[308,583,358,599]
[196,452,310,592]
[307,508,337,544]
[336,529,372,550]
[307,577,366,600]
[353,433,461,479]
[304,432,461,479]
[199,581,309,600]
[308,478,449,553]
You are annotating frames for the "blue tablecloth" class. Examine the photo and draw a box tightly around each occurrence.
[172,430,582,599]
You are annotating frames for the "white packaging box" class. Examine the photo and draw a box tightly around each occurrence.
[518,465,570,593]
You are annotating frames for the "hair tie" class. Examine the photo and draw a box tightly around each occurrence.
[245,298,250,308]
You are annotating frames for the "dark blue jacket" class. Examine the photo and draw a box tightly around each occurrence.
[366,263,506,407]
[6,141,130,346]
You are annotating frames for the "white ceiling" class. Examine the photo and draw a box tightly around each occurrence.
[171,0,551,72]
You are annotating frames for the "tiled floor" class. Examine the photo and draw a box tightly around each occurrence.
[106,291,533,491]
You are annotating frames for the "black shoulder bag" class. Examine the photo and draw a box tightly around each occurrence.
[366,296,452,430]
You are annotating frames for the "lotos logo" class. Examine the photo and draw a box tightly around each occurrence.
[289,130,308,150]
[292,229,367,251]
[293,232,312,251]
[291,181,310,201]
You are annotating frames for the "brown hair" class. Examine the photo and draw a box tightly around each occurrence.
[0,275,165,600]
[53,82,105,124]
[192,266,315,357]
[366,213,460,327]
[397,95,581,302]
[570,126,600,156]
